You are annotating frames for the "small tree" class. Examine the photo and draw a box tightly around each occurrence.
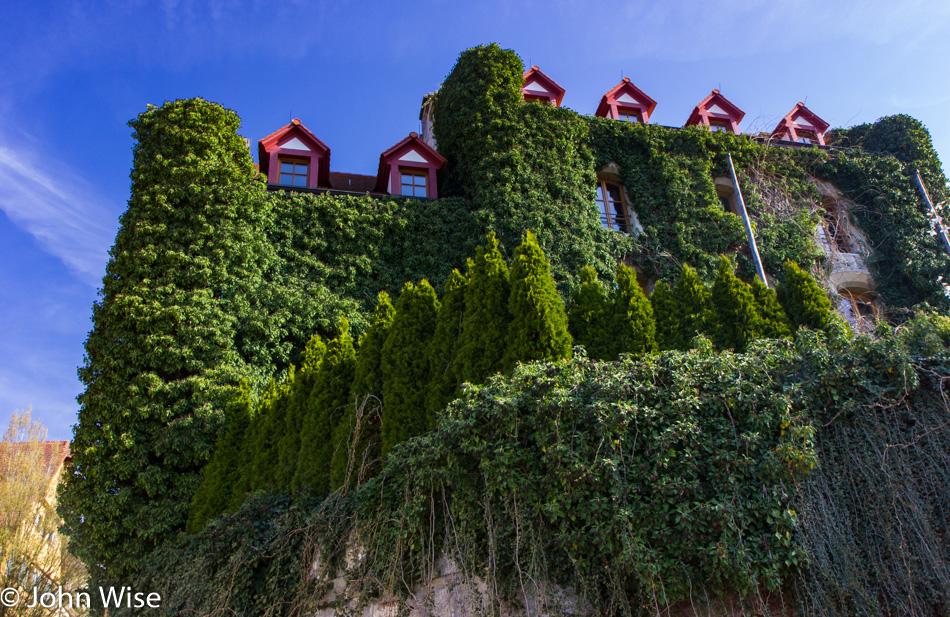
[293,319,357,495]
[276,334,326,492]
[751,278,792,340]
[1,410,86,613]
[650,280,679,352]
[245,366,296,493]
[452,232,511,384]
[187,382,254,532]
[503,230,573,371]
[569,266,613,360]
[671,265,711,350]
[330,292,396,491]
[613,263,658,355]
[381,281,440,455]
[777,261,833,331]
[709,256,759,352]
[426,270,468,418]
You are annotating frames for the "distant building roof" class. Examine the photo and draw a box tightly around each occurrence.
[329,172,379,193]
[0,440,70,478]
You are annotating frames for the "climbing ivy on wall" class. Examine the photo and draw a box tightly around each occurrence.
[433,43,630,290]
[585,116,826,285]
[139,319,950,617]
[61,41,950,614]
[818,116,950,313]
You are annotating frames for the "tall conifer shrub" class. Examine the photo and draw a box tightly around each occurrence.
[778,261,833,331]
[330,292,396,491]
[650,280,679,352]
[381,281,440,455]
[293,319,357,495]
[186,382,254,533]
[426,270,468,418]
[751,278,792,340]
[452,232,511,384]
[710,257,759,351]
[504,230,572,370]
[671,265,712,350]
[276,334,326,491]
[613,263,658,355]
[225,371,292,510]
[569,266,613,360]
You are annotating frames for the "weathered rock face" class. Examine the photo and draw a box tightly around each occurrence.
[308,554,795,617]
[310,555,590,617]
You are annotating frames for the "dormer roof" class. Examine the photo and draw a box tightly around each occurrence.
[685,90,745,132]
[772,103,830,144]
[521,65,566,107]
[258,118,331,187]
[375,132,447,195]
[595,78,658,122]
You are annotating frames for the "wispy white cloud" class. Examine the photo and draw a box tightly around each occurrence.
[0,134,115,287]
[551,0,950,62]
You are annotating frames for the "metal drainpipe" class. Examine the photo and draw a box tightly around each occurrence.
[913,170,950,256]
[726,153,767,285]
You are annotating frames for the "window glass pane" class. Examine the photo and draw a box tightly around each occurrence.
[293,175,307,187]
[280,173,294,185]
[606,184,622,202]
[401,173,414,185]
[281,162,294,173]
[416,185,427,198]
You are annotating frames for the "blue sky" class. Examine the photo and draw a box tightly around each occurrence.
[2,0,950,440]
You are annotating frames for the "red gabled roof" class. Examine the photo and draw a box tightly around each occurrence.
[773,102,830,137]
[379,132,447,164]
[595,77,657,119]
[258,118,329,155]
[375,132,446,194]
[686,89,745,126]
[257,118,331,185]
[522,65,566,107]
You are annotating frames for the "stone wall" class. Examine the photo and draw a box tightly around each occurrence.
[307,554,795,617]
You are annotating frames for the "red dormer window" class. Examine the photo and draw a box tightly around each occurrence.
[595,78,657,124]
[618,109,640,122]
[400,170,428,198]
[376,132,447,199]
[685,90,745,135]
[521,66,566,107]
[258,119,331,189]
[771,103,830,146]
[279,160,309,187]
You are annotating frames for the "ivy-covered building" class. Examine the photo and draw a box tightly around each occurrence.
[58,44,950,617]
[254,58,945,333]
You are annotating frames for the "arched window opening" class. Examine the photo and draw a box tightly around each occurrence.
[596,180,629,233]
[714,178,737,215]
